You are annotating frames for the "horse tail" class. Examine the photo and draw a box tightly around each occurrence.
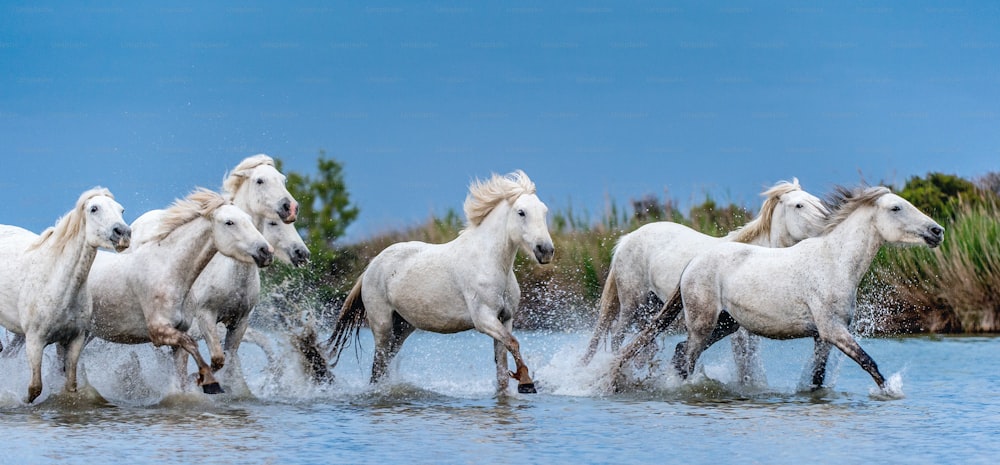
[325,276,366,369]
[581,266,621,364]
[653,287,685,334]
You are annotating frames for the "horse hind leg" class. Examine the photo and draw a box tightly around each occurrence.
[369,312,414,384]
[808,337,833,390]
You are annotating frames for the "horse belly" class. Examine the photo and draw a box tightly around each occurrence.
[731,306,816,340]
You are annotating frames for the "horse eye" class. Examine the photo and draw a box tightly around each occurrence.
[225,220,235,226]
[90,206,99,213]
[891,205,902,212]
[518,209,526,217]
[268,221,279,226]
[795,203,803,209]
[256,178,265,185]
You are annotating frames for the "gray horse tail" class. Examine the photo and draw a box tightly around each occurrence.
[325,276,366,368]
[581,266,621,365]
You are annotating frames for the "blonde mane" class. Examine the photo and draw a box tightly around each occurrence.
[222,154,275,197]
[823,185,892,233]
[463,170,537,227]
[731,178,803,243]
[149,188,230,242]
[30,187,114,252]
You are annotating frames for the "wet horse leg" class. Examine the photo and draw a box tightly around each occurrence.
[148,324,224,394]
[370,312,414,383]
[823,325,885,389]
[25,333,45,403]
[197,311,226,372]
[672,311,740,377]
[475,313,535,394]
[61,333,87,395]
[808,337,833,390]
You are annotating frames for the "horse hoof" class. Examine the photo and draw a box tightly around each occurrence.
[202,383,225,395]
[517,382,537,394]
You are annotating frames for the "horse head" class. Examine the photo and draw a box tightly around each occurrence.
[769,186,829,246]
[509,192,554,264]
[262,218,310,266]
[224,154,299,224]
[873,191,945,248]
[211,204,275,268]
[81,189,131,253]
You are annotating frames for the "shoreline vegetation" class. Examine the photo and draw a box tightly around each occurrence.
[263,158,1000,336]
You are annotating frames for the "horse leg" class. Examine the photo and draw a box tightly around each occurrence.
[808,337,833,390]
[822,325,885,389]
[369,312,413,384]
[730,328,766,386]
[674,312,740,378]
[61,334,87,395]
[609,291,642,352]
[148,324,224,394]
[197,311,225,372]
[25,333,45,403]
[474,313,535,393]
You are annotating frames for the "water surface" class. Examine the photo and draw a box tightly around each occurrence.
[1,331,997,464]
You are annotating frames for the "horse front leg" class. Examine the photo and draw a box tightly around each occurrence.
[475,315,535,394]
[148,324,224,394]
[822,325,885,390]
[196,311,225,372]
[61,333,87,395]
[25,333,45,403]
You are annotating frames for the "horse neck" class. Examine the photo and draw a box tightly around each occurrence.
[820,208,884,285]
[32,230,97,303]
[458,202,519,272]
[153,218,220,293]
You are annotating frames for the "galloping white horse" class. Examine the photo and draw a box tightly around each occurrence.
[661,186,943,392]
[326,170,554,394]
[128,155,304,380]
[582,179,829,381]
[0,188,131,402]
[88,189,274,394]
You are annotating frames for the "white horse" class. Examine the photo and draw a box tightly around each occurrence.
[0,188,130,403]
[582,179,829,383]
[87,189,274,394]
[128,155,304,381]
[659,186,943,392]
[325,170,554,394]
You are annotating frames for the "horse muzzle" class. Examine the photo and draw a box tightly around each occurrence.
[923,224,945,248]
[112,224,132,252]
[534,243,555,264]
[254,243,275,267]
[279,199,298,224]
[290,245,310,267]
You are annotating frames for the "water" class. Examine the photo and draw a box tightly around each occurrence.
[1,330,998,464]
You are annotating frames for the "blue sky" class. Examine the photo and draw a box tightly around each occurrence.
[2,1,998,241]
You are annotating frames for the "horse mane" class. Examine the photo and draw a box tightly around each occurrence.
[222,154,275,197]
[463,170,537,227]
[822,185,892,233]
[149,188,230,242]
[731,178,802,243]
[29,187,114,252]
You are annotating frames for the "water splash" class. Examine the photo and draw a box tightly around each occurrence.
[870,371,906,400]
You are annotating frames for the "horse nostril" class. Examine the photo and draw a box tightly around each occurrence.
[931,226,943,236]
